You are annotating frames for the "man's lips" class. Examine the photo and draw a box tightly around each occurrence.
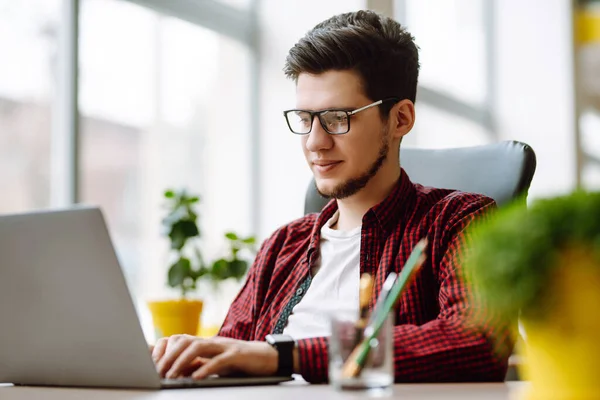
[312,160,342,173]
[312,160,341,167]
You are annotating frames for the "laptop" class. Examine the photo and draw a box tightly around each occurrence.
[0,206,292,389]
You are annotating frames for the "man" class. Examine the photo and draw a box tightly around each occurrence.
[152,10,511,383]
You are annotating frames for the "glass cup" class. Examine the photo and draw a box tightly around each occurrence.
[328,312,394,392]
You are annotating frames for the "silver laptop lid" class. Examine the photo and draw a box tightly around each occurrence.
[0,207,161,389]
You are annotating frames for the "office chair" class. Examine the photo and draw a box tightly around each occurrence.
[304,140,537,214]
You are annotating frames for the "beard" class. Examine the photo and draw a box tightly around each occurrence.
[316,129,390,200]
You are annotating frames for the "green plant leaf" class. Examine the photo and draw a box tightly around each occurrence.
[169,231,186,250]
[229,259,248,280]
[242,236,256,245]
[186,208,198,222]
[161,187,204,296]
[168,219,200,250]
[169,225,186,250]
[168,257,192,288]
[179,219,199,237]
[211,258,230,281]
[225,232,238,241]
[192,266,209,280]
[161,207,187,228]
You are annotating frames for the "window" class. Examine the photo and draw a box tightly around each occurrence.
[0,1,60,213]
[79,0,253,300]
[577,0,600,190]
[398,0,494,148]
[404,0,488,106]
[408,103,490,148]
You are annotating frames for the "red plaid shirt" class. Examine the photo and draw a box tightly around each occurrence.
[219,169,512,383]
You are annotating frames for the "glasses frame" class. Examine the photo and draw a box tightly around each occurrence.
[282,97,400,135]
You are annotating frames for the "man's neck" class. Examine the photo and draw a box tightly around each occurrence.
[333,168,401,231]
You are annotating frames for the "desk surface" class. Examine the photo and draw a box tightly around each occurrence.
[0,381,526,399]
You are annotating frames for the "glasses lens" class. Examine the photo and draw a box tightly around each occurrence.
[286,111,312,134]
[320,111,349,134]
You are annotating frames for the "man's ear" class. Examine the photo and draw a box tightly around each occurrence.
[389,99,415,140]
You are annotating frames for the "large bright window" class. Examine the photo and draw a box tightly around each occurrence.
[577,0,600,190]
[405,0,488,106]
[0,1,60,213]
[399,0,493,148]
[79,0,253,302]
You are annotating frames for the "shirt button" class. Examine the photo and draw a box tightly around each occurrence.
[296,287,304,296]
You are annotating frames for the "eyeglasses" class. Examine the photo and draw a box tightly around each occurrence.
[283,97,399,135]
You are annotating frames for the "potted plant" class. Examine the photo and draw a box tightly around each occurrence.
[148,188,257,339]
[147,189,205,338]
[464,191,600,400]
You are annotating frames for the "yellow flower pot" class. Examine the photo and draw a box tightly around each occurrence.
[518,254,600,400]
[147,299,203,339]
[576,7,600,45]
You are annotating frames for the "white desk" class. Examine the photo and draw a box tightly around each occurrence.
[0,381,526,399]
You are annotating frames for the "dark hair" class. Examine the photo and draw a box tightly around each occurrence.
[284,10,419,118]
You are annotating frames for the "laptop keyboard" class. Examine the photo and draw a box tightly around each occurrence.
[161,377,208,388]
[160,375,293,388]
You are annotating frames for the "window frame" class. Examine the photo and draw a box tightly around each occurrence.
[55,0,261,231]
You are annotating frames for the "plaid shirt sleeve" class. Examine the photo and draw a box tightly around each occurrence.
[218,224,296,340]
[217,257,258,341]
[295,198,511,383]
[218,232,281,340]
[389,199,511,383]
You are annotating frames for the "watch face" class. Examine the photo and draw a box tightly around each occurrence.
[267,334,294,345]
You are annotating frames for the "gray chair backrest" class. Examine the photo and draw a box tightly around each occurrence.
[304,140,537,215]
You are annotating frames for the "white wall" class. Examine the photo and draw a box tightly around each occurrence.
[494,0,577,199]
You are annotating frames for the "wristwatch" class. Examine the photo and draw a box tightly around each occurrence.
[265,334,295,376]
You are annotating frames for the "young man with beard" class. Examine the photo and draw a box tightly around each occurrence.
[151,10,512,383]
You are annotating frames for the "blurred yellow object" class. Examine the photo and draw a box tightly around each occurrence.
[147,299,203,339]
[198,325,221,338]
[576,8,600,44]
[519,249,600,400]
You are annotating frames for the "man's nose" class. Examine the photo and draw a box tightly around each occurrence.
[305,115,333,152]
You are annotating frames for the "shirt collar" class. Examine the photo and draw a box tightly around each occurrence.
[368,168,416,234]
[306,168,416,257]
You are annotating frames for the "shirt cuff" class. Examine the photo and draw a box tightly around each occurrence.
[296,336,329,383]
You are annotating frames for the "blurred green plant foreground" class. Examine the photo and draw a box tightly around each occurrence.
[464,191,600,325]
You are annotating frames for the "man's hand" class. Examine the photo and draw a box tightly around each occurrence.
[151,335,279,380]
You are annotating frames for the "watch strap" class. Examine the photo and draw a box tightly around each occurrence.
[266,334,295,376]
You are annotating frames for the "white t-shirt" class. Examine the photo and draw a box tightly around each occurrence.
[282,211,360,339]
